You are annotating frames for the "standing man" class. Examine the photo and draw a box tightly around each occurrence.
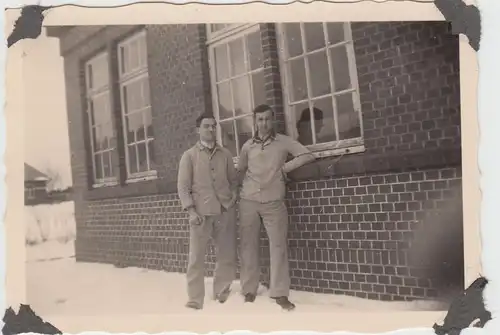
[237,104,316,311]
[177,112,239,310]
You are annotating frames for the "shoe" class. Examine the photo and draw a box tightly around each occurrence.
[185,301,202,310]
[272,296,295,311]
[244,293,256,302]
[216,286,231,303]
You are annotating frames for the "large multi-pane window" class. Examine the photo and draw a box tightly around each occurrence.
[117,31,156,181]
[207,24,267,157]
[84,52,117,186]
[278,22,363,151]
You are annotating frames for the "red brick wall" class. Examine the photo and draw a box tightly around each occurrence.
[57,21,462,301]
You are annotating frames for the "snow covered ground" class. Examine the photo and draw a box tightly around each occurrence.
[25,200,449,319]
[25,201,76,247]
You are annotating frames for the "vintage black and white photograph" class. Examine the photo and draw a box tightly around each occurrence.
[23,19,466,319]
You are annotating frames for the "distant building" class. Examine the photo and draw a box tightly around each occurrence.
[24,163,49,204]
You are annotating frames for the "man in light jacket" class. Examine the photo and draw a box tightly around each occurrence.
[237,104,316,311]
[177,112,238,310]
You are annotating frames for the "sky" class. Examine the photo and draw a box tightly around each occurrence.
[22,28,73,189]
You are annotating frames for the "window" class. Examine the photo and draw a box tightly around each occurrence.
[84,52,117,187]
[27,187,35,199]
[278,22,364,153]
[117,31,156,181]
[207,24,267,157]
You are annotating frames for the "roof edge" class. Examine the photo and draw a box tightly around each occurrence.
[46,26,75,38]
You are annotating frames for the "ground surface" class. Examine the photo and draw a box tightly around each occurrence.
[26,239,449,317]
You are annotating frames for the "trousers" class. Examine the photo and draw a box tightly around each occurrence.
[186,205,237,306]
[238,199,290,297]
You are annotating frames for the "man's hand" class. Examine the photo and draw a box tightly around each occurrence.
[188,207,203,225]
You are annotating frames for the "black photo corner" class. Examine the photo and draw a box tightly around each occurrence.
[4,0,489,334]
[2,305,61,335]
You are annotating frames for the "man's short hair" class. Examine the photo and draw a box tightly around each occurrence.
[253,104,273,116]
[195,112,216,127]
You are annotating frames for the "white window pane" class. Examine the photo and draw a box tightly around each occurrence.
[102,151,112,177]
[127,145,138,174]
[94,153,103,180]
[231,76,251,116]
[329,46,352,92]
[130,40,140,71]
[304,23,325,52]
[102,122,114,149]
[141,77,151,107]
[138,35,148,68]
[93,93,110,126]
[87,64,93,89]
[91,126,99,151]
[125,112,143,144]
[289,58,308,102]
[229,38,245,76]
[136,123,146,142]
[284,23,303,57]
[220,120,237,156]
[336,92,361,140]
[88,57,109,90]
[251,71,266,108]
[327,23,345,45]
[123,80,144,113]
[120,46,126,74]
[235,116,254,151]
[294,102,312,145]
[246,31,263,70]
[137,142,148,172]
[312,97,336,144]
[214,44,230,81]
[147,140,155,166]
[144,108,154,138]
[308,51,331,97]
[97,126,107,151]
[217,82,233,120]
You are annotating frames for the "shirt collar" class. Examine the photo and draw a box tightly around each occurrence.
[252,130,276,144]
[197,140,218,152]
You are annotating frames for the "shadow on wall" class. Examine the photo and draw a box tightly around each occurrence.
[406,180,464,298]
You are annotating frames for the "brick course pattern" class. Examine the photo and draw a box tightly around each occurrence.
[55,21,463,301]
[77,167,462,301]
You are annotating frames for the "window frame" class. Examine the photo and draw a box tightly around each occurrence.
[117,30,157,183]
[27,187,35,200]
[206,23,264,161]
[276,22,366,158]
[84,51,119,188]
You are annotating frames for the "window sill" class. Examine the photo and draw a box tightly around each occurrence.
[92,180,119,189]
[125,171,158,184]
[231,141,365,168]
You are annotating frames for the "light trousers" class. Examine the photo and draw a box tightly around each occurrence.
[238,199,290,298]
[186,205,237,306]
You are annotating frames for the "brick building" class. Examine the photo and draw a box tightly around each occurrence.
[46,21,463,302]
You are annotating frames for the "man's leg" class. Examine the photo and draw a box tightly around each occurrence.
[260,200,294,310]
[212,205,237,302]
[186,217,212,309]
[239,199,262,300]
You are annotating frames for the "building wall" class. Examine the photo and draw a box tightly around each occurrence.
[57,21,462,301]
[24,180,48,205]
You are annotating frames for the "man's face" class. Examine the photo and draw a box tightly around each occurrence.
[255,109,273,137]
[197,118,217,142]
